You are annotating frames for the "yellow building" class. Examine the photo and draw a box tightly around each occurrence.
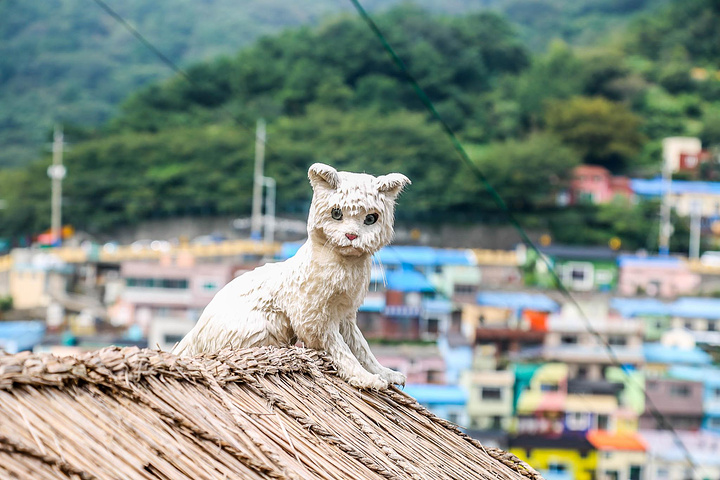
[510,435,598,480]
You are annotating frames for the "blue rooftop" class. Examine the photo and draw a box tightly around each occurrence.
[670,297,720,319]
[386,268,435,292]
[359,297,385,312]
[617,255,682,268]
[669,366,720,386]
[610,298,671,317]
[631,178,720,197]
[376,246,475,267]
[0,321,46,353]
[280,242,303,259]
[476,292,559,312]
[403,384,467,405]
[644,343,712,365]
[278,243,475,267]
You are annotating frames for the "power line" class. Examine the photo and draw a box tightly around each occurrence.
[346,0,700,473]
[90,0,267,151]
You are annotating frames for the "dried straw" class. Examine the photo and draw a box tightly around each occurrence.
[0,346,543,480]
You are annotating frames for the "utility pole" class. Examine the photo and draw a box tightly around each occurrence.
[47,125,67,246]
[689,200,701,259]
[263,176,276,244]
[250,119,266,240]
[658,144,673,255]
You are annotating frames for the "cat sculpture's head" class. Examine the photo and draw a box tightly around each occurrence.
[307,163,410,257]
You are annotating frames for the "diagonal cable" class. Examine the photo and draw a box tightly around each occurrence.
[90,0,268,150]
[347,0,700,472]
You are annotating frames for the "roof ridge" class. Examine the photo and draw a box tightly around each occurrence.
[0,346,543,480]
[0,345,333,391]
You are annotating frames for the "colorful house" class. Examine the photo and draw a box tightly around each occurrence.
[586,430,645,480]
[632,178,720,219]
[462,368,515,431]
[402,383,468,427]
[641,429,720,480]
[668,365,720,433]
[520,245,619,292]
[370,344,446,384]
[570,165,633,205]
[509,434,597,480]
[610,298,672,342]
[357,265,452,341]
[617,255,700,298]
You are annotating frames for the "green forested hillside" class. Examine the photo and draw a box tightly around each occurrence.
[1,0,719,253]
[0,0,664,167]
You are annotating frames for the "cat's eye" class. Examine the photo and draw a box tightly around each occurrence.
[364,213,379,225]
[331,208,343,220]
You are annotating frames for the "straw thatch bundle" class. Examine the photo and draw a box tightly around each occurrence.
[0,346,542,480]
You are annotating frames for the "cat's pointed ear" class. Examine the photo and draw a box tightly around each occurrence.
[376,173,411,197]
[308,163,339,190]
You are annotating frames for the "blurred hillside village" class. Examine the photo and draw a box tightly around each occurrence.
[4,137,720,479]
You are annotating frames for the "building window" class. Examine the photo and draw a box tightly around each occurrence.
[548,463,568,474]
[684,320,694,330]
[164,334,184,345]
[566,411,589,431]
[671,384,691,397]
[481,387,502,400]
[709,321,717,332]
[491,416,502,430]
[563,262,594,290]
[656,467,669,479]
[453,284,475,295]
[427,370,443,384]
[540,383,559,392]
[161,279,189,289]
[597,414,609,431]
[577,366,589,379]
[607,335,627,346]
[202,281,219,291]
[561,335,578,345]
[426,318,440,335]
[629,466,642,480]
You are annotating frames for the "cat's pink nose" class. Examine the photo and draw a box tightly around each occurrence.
[346,233,358,241]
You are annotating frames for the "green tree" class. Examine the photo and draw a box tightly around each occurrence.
[464,134,581,212]
[545,96,645,172]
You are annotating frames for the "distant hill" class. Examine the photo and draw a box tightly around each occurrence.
[0,0,665,167]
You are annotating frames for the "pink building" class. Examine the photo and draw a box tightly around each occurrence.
[371,344,446,384]
[114,255,255,330]
[618,255,700,298]
[570,165,632,205]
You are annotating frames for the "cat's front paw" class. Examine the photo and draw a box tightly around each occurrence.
[346,372,389,390]
[379,368,406,386]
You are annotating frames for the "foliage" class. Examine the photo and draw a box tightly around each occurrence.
[547,199,694,253]
[0,296,12,312]
[1,0,720,255]
[544,96,645,172]
[0,0,657,168]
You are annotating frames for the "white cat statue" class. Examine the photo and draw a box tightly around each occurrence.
[173,163,410,389]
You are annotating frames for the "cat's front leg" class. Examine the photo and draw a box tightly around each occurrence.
[324,329,389,390]
[340,317,406,386]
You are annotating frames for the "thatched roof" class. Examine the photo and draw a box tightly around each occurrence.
[0,346,542,480]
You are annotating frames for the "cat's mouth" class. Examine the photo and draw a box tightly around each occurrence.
[337,243,366,257]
